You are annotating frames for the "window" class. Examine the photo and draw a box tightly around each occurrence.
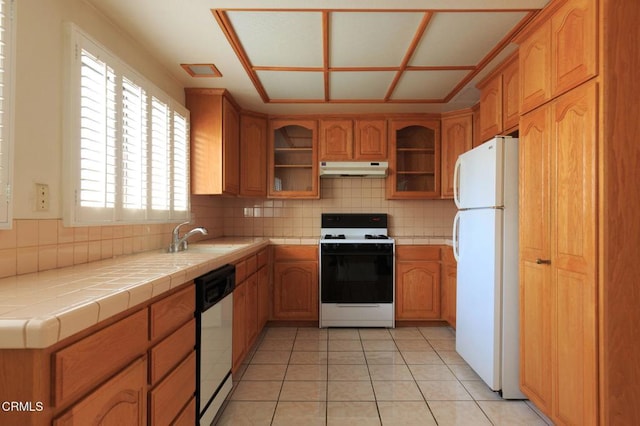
[64,24,189,225]
[0,0,15,229]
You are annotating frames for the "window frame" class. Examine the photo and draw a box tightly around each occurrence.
[0,0,16,229]
[63,23,190,226]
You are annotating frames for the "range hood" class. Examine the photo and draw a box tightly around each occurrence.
[319,161,388,178]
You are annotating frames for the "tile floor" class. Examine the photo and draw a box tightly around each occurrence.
[215,326,552,425]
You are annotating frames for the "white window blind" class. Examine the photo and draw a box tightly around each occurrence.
[0,0,15,229]
[64,24,189,226]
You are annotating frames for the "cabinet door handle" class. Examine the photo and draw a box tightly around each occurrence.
[536,258,551,265]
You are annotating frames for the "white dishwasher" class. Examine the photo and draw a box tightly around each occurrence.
[195,264,235,425]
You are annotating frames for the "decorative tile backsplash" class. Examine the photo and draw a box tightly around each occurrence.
[0,179,456,279]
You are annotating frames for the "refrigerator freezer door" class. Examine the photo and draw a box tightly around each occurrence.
[456,208,502,390]
[455,138,504,209]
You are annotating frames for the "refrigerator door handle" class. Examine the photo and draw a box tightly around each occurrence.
[452,211,460,262]
[453,156,462,208]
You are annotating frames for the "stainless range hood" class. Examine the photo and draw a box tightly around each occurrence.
[319,161,388,178]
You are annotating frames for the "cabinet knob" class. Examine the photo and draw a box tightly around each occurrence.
[536,258,551,265]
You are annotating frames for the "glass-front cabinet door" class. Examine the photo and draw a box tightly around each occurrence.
[268,119,319,198]
[387,119,441,199]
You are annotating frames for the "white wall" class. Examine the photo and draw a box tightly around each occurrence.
[13,0,184,219]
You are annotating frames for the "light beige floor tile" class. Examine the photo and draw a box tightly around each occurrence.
[272,401,326,426]
[294,339,328,351]
[377,401,437,426]
[230,381,282,401]
[328,350,366,364]
[461,380,502,400]
[328,380,375,401]
[418,380,473,401]
[438,351,468,365]
[389,327,424,340]
[328,328,361,340]
[419,326,456,340]
[428,401,492,425]
[394,339,432,351]
[289,351,329,365]
[368,364,413,381]
[365,351,406,365]
[264,327,298,339]
[296,328,328,340]
[359,328,392,340]
[448,364,482,381]
[259,339,294,351]
[429,338,456,351]
[251,350,291,364]
[372,380,424,401]
[362,339,398,351]
[478,401,549,425]
[327,401,381,426]
[215,401,277,425]
[242,364,288,381]
[401,350,444,365]
[285,364,328,381]
[328,339,363,351]
[328,364,371,381]
[408,364,457,381]
[279,380,327,401]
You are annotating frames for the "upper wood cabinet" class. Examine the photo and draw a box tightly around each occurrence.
[268,119,319,199]
[186,89,240,195]
[518,0,597,114]
[240,114,267,197]
[477,53,519,142]
[440,112,473,199]
[319,119,387,161]
[319,119,353,161]
[471,103,482,148]
[387,119,440,199]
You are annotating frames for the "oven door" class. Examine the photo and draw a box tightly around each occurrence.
[320,243,394,304]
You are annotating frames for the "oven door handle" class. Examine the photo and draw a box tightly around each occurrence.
[335,304,381,307]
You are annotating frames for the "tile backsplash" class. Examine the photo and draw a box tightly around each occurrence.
[0,179,455,279]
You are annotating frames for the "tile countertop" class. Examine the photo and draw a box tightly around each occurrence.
[0,237,269,350]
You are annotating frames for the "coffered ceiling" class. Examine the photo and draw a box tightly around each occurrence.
[85,0,551,114]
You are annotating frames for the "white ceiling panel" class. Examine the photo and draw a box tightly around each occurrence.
[330,12,424,67]
[330,71,397,100]
[410,12,528,66]
[392,70,471,99]
[227,11,323,67]
[257,70,324,100]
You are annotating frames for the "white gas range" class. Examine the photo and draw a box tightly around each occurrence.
[319,213,395,328]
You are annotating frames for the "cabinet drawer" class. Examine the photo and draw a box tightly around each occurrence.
[172,397,196,426]
[53,356,147,426]
[274,245,317,261]
[257,248,268,268]
[246,254,258,275]
[149,318,195,385]
[396,246,441,261]
[54,309,148,407]
[236,259,247,283]
[149,351,196,426]
[150,285,195,341]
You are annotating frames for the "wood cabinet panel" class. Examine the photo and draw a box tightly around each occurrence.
[150,285,195,341]
[519,22,552,114]
[479,75,503,142]
[273,261,318,320]
[149,318,195,385]
[54,309,148,407]
[396,245,440,261]
[53,356,147,426]
[319,119,353,161]
[222,96,240,195]
[274,245,317,261]
[232,283,247,372]
[440,246,457,329]
[149,351,196,426]
[354,119,387,160]
[440,113,473,198]
[502,57,520,131]
[172,397,196,426]
[240,114,267,197]
[257,265,270,329]
[396,260,441,320]
[472,104,482,148]
[245,273,259,347]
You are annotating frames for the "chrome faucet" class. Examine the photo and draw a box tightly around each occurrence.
[168,221,208,253]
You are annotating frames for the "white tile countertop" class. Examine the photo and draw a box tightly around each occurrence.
[0,237,269,349]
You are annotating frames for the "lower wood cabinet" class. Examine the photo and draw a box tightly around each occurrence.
[395,246,441,320]
[440,247,457,329]
[272,246,318,321]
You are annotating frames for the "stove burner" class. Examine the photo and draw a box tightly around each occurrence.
[365,234,389,240]
[324,234,346,240]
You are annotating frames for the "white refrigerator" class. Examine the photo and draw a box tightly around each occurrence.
[452,136,524,399]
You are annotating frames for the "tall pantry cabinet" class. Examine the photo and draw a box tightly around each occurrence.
[517,0,640,424]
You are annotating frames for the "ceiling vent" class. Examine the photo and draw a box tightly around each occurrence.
[180,63,222,78]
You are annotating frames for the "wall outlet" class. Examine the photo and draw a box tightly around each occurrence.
[35,183,49,211]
